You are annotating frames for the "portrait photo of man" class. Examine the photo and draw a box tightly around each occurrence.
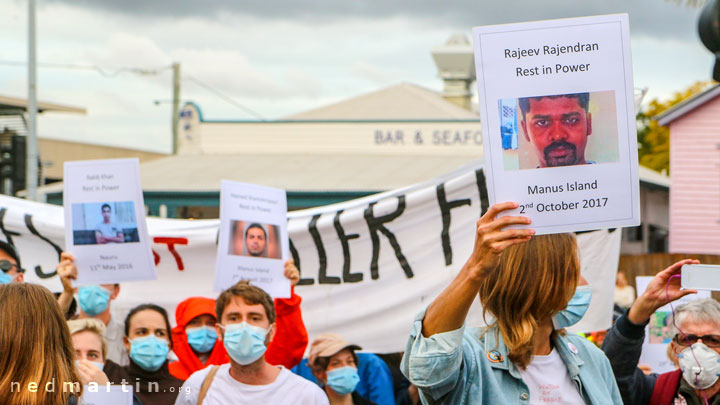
[244,223,267,257]
[519,93,592,168]
[94,203,124,244]
[499,90,619,171]
[229,220,281,259]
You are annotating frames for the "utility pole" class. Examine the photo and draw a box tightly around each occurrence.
[171,62,180,155]
[26,0,38,200]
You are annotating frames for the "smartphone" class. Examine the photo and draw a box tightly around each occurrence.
[681,264,720,291]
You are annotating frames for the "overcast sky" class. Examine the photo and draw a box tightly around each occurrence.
[0,0,713,153]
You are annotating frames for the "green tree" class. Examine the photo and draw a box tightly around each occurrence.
[636,81,714,174]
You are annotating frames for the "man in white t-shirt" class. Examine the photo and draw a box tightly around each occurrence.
[175,280,327,405]
[95,203,124,244]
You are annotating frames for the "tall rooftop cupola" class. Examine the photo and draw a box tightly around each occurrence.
[431,34,476,111]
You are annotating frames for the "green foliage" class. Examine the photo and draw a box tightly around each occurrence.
[636,81,714,174]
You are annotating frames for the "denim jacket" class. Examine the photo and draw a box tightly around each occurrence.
[400,308,622,404]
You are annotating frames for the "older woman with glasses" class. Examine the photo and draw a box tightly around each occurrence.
[601,259,720,405]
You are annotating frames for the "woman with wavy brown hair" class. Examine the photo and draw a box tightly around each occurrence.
[0,283,82,405]
[401,202,622,404]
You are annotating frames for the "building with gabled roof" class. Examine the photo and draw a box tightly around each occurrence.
[40,80,484,217]
[656,83,720,254]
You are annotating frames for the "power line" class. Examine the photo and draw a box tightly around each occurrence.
[0,60,266,120]
[183,74,265,120]
[0,60,171,77]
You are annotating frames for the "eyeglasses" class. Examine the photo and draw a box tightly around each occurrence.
[673,333,720,348]
[0,260,23,273]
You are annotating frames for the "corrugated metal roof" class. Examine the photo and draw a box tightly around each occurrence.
[285,82,479,120]
[36,153,484,195]
[36,154,669,195]
[0,94,86,115]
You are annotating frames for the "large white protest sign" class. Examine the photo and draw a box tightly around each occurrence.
[473,14,640,234]
[80,384,133,405]
[2,163,619,353]
[215,180,290,298]
[636,276,710,374]
[63,159,156,285]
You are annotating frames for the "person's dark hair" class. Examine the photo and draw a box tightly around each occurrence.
[124,304,173,348]
[518,92,590,119]
[101,203,111,212]
[216,280,275,324]
[244,223,267,240]
[0,240,22,271]
[53,292,77,320]
[313,350,359,373]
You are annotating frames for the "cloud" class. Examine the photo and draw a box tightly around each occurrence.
[43,0,705,41]
[347,62,394,85]
[173,48,291,99]
[85,33,171,68]
[0,0,709,153]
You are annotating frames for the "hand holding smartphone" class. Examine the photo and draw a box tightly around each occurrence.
[681,264,720,291]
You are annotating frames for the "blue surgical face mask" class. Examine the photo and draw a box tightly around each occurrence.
[0,272,14,284]
[326,366,360,395]
[221,322,268,365]
[78,285,112,316]
[186,325,218,354]
[129,335,170,372]
[553,285,592,329]
[75,360,105,371]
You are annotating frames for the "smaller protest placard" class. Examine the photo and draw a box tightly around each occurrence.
[472,14,640,234]
[63,159,156,285]
[80,384,133,405]
[636,276,711,374]
[214,180,290,298]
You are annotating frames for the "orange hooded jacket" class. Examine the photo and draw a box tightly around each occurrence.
[169,287,308,380]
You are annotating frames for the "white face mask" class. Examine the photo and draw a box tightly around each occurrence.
[678,342,720,389]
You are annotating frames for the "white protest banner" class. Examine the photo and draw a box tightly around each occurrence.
[2,163,619,353]
[566,228,622,335]
[636,276,710,374]
[80,384,133,405]
[472,14,640,234]
[63,159,156,285]
[215,180,290,298]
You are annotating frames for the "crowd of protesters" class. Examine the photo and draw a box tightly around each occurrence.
[1,202,720,404]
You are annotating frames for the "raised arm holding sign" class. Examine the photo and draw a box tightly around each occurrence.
[401,202,621,404]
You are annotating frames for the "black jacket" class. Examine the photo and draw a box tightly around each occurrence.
[600,313,657,404]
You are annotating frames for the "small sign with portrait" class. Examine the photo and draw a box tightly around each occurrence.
[472,14,641,233]
[214,180,290,298]
[63,159,156,285]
